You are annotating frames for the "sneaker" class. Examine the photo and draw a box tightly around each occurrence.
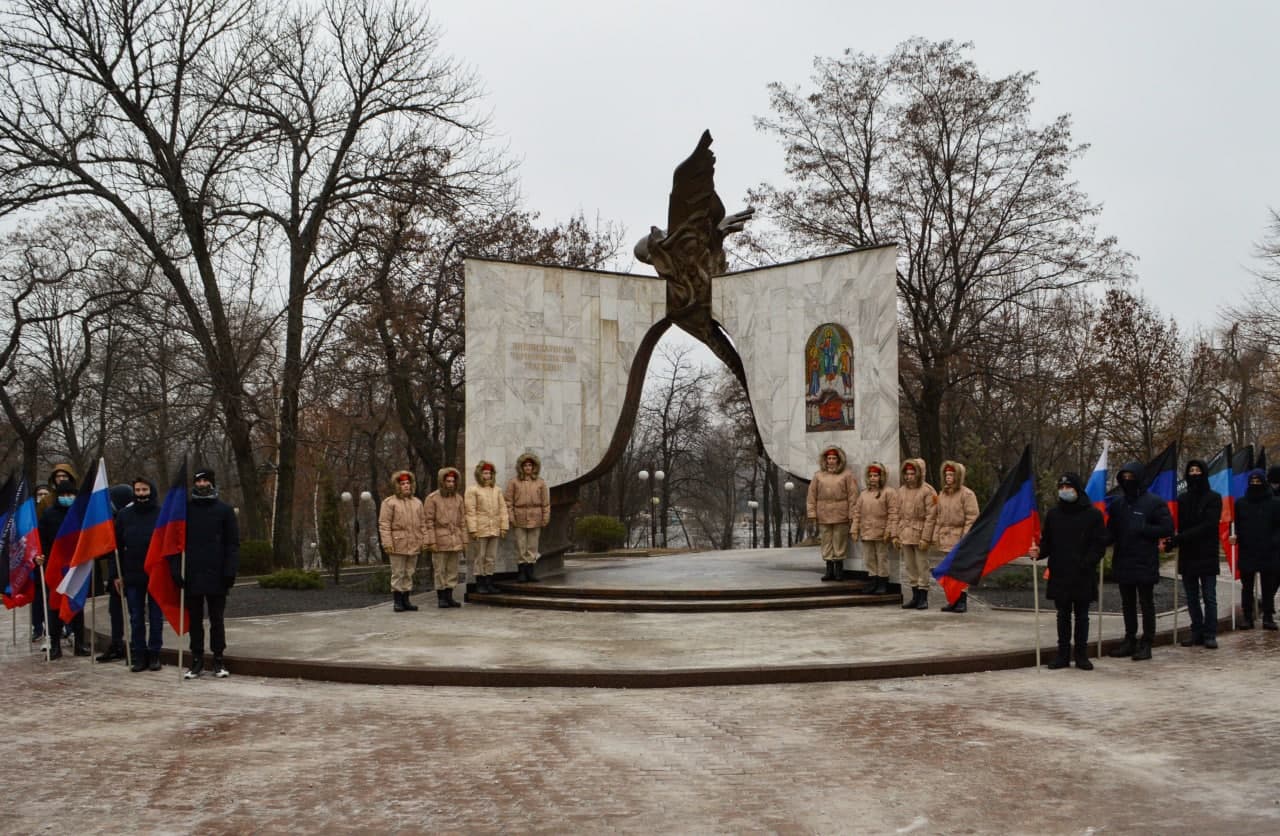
[97,645,126,663]
[30,624,45,642]
[148,653,163,671]
[184,658,204,680]
[1203,637,1218,649]
[211,657,230,678]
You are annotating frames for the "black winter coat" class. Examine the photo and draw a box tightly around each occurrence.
[1106,489,1174,585]
[1040,494,1107,603]
[111,499,160,587]
[38,502,71,557]
[1234,492,1280,573]
[1174,488,1222,577]
[170,496,240,595]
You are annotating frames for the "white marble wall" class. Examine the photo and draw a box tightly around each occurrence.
[712,246,900,484]
[465,259,667,486]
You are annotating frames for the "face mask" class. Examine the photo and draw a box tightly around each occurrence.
[192,484,216,498]
[1120,479,1139,498]
[1058,488,1078,503]
[57,495,75,507]
[134,494,152,504]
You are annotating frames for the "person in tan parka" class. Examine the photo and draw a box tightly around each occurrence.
[465,461,508,595]
[934,460,980,613]
[377,470,427,612]
[892,458,938,610]
[425,467,468,608]
[505,452,550,583]
[806,445,859,581]
[852,461,897,595]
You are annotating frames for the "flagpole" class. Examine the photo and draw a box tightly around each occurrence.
[1097,565,1104,657]
[1031,551,1041,671]
[1230,526,1237,631]
[178,550,186,683]
[112,549,132,670]
[90,561,97,667]
[1172,568,1179,646]
[38,563,50,662]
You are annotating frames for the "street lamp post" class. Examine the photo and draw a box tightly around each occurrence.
[747,498,759,549]
[650,496,660,550]
[638,470,649,548]
[783,481,795,547]
[654,470,666,548]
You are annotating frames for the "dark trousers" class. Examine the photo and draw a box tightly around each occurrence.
[1055,599,1090,651]
[1240,570,1280,619]
[47,605,84,646]
[125,584,164,657]
[31,570,47,635]
[1181,574,1218,639]
[1119,582,1156,640]
[107,585,124,648]
[185,593,227,657]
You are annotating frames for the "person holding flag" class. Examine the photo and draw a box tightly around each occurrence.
[172,469,239,678]
[1228,469,1280,631]
[1105,461,1175,661]
[112,477,165,671]
[1163,460,1223,649]
[36,478,90,658]
[933,460,980,613]
[1029,472,1107,670]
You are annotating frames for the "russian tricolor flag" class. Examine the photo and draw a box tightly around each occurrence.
[1085,444,1109,517]
[145,462,189,634]
[932,445,1040,604]
[52,459,117,622]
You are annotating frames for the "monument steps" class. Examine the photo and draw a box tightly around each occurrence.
[488,580,884,600]
[465,588,902,613]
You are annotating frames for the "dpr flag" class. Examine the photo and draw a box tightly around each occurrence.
[145,461,189,634]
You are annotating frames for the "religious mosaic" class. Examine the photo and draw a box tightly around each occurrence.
[805,323,855,432]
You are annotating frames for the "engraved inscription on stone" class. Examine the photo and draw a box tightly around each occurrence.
[509,341,577,376]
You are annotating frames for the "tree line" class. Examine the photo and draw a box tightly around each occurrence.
[1,11,1275,558]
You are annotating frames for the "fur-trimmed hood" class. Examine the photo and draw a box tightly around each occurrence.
[864,461,888,492]
[816,445,848,473]
[940,460,967,493]
[437,467,462,496]
[389,469,416,493]
[515,452,542,480]
[901,458,928,487]
[473,460,498,485]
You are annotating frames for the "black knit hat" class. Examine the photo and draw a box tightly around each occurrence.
[194,468,216,485]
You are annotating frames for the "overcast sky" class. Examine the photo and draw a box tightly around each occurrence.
[429,0,1280,333]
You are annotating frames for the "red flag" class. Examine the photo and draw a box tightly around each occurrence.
[144,462,188,634]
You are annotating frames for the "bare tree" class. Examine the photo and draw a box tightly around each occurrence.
[749,38,1129,471]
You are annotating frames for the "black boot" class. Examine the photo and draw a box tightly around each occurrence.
[47,641,62,661]
[941,591,967,613]
[1047,646,1070,669]
[821,561,836,581]
[130,651,148,673]
[1263,615,1278,631]
[871,576,889,595]
[902,588,920,609]
[97,644,125,663]
[915,588,929,610]
[832,561,845,581]
[1132,639,1152,661]
[73,636,91,657]
[1108,635,1137,657]
[446,588,462,608]
[437,590,450,609]
[393,591,406,612]
[525,563,538,583]
[1074,648,1094,671]
[402,592,419,611]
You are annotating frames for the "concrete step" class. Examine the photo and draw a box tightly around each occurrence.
[464,591,902,612]
[488,580,895,600]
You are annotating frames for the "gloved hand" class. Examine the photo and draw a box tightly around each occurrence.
[223,575,236,592]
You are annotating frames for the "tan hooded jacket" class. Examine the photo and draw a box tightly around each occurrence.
[934,460,979,551]
[505,452,550,529]
[892,458,937,546]
[378,470,427,556]
[806,445,859,525]
[425,467,469,552]
[465,461,509,539]
[852,461,896,541]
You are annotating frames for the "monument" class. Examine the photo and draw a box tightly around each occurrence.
[465,132,898,578]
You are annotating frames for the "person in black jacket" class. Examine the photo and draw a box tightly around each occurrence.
[1029,473,1107,670]
[34,478,90,659]
[171,469,239,679]
[112,477,164,672]
[1105,461,1175,661]
[1228,469,1280,631]
[1164,459,1223,648]
[95,482,136,664]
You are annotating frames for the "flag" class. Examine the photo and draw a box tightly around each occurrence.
[1205,445,1235,577]
[1229,445,1254,504]
[145,461,189,634]
[4,474,42,609]
[1140,442,1179,529]
[1085,444,1109,517]
[53,459,116,621]
[931,445,1040,604]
